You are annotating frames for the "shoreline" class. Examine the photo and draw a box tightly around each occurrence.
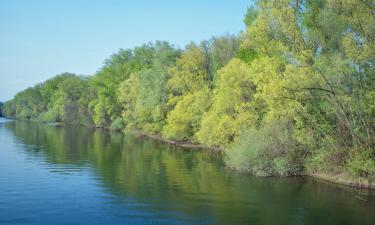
[127,129,375,190]
[125,129,221,152]
[308,173,375,190]
[4,118,375,190]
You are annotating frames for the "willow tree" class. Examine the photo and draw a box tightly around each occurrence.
[118,41,180,133]
[162,44,212,141]
[226,0,375,176]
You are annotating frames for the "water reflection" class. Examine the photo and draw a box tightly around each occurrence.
[2,120,375,225]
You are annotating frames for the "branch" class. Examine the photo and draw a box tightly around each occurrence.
[284,86,336,95]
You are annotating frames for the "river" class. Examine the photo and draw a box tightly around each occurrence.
[0,118,374,225]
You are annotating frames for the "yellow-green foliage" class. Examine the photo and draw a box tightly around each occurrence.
[167,45,208,107]
[4,0,374,178]
[225,121,304,176]
[163,87,210,141]
[162,44,212,141]
[118,69,170,133]
[116,42,180,133]
[198,59,263,147]
[224,0,375,177]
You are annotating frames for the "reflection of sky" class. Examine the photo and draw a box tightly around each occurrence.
[0,0,250,101]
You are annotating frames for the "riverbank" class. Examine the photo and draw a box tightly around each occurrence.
[126,129,221,152]
[3,118,374,190]
[2,119,374,225]
[126,128,375,190]
[309,173,375,190]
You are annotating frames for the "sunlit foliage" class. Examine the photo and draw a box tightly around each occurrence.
[3,0,374,178]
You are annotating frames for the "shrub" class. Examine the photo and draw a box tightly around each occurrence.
[110,117,124,131]
[39,110,59,123]
[346,148,375,178]
[224,121,305,176]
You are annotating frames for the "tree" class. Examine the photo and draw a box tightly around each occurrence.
[0,102,3,117]
[197,59,264,147]
[210,35,241,77]
[163,44,212,141]
[5,1,374,178]
[162,87,210,142]
[118,68,170,133]
[117,41,180,133]
[167,44,209,105]
[91,45,156,127]
[228,0,375,177]
[52,76,93,125]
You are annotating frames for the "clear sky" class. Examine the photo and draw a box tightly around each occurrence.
[0,0,250,101]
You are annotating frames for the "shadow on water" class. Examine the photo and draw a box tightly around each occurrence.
[2,119,375,225]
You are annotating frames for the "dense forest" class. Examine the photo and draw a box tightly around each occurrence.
[2,0,374,179]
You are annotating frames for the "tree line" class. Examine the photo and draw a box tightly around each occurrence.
[3,0,374,178]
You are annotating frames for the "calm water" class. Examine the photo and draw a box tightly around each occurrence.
[0,118,374,225]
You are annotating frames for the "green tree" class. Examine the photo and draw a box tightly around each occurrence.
[91,45,156,127]
[118,41,180,133]
[227,0,375,177]
[163,44,212,141]
[163,87,211,142]
[197,59,264,147]
[52,76,93,125]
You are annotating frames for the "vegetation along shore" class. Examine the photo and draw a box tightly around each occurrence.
[2,0,374,188]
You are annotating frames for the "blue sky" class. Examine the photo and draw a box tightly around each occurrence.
[0,0,250,101]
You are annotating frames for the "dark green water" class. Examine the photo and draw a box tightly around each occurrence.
[0,118,374,225]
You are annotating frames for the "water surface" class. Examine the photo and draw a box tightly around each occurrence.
[0,118,374,225]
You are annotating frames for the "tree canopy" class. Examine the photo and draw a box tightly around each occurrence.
[4,0,374,179]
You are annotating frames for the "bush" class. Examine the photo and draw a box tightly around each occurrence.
[110,117,124,131]
[39,110,59,123]
[224,121,304,176]
[346,148,375,178]
[224,127,271,176]
[304,146,346,175]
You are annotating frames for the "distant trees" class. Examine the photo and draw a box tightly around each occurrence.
[0,102,3,117]
[4,0,374,178]
[3,73,94,125]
